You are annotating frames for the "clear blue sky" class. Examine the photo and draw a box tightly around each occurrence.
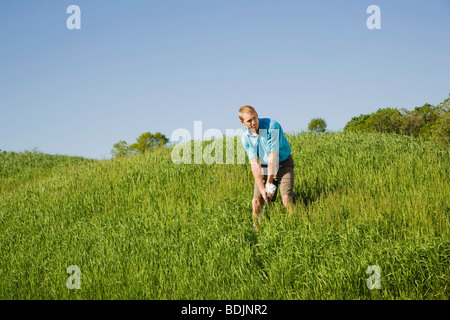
[1,0,449,159]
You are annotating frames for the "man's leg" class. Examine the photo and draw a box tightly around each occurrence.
[252,197,263,231]
[278,156,295,213]
[281,195,294,212]
[252,175,267,217]
[252,197,263,216]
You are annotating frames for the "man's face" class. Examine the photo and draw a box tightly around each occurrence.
[241,111,259,131]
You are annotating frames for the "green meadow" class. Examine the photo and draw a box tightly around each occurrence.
[0,131,448,299]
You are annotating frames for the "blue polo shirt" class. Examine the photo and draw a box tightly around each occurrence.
[241,118,291,165]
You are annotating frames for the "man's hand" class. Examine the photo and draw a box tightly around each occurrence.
[261,189,268,202]
[265,182,277,202]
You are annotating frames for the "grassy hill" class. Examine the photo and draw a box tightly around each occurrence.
[0,132,449,299]
[0,151,93,194]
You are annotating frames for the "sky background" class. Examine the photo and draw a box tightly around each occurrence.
[1,0,449,160]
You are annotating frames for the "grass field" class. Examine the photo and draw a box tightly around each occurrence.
[0,131,449,299]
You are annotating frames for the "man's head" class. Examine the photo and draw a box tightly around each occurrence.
[239,105,259,131]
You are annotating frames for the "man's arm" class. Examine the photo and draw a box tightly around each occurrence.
[266,151,278,184]
[265,151,278,201]
[250,157,267,201]
[266,120,280,187]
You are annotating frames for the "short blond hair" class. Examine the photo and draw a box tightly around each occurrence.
[238,105,257,121]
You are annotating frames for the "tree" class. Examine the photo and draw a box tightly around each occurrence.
[111,132,169,158]
[128,132,169,154]
[414,103,442,139]
[111,140,129,158]
[399,109,423,137]
[431,109,450,146]
[431,96,450,146]
[344,114,371,132]
[308,118,327,134]
[366,108,402,134]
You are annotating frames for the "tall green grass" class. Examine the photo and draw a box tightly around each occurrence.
[0,151,92,194]
[0,132,448,299]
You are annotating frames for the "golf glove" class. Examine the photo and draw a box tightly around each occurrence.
[265,182,277,195]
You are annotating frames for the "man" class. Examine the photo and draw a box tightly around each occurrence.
[239,105,295,229]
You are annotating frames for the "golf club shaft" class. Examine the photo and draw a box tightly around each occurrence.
[254,200,268,229]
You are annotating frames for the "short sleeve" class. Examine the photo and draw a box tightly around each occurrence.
[241,133,257,160]
[267,120,280,153]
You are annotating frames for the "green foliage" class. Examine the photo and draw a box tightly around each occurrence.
[111,140,128,158]
[0,132,448,299]
[366,108,402,134]
[111,132,169,157]
[414,103,442,139]
[399,108,424,136]
[344,94,450,147]
[431,98,450,146]
[343,114,371,133]
[129,132,169,153]
[307,118,327,134]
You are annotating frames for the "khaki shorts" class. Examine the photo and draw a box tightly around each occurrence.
[253,154,294,201]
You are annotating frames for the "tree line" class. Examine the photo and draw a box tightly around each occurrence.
[110,94,450,158]
[343,94,450,147]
